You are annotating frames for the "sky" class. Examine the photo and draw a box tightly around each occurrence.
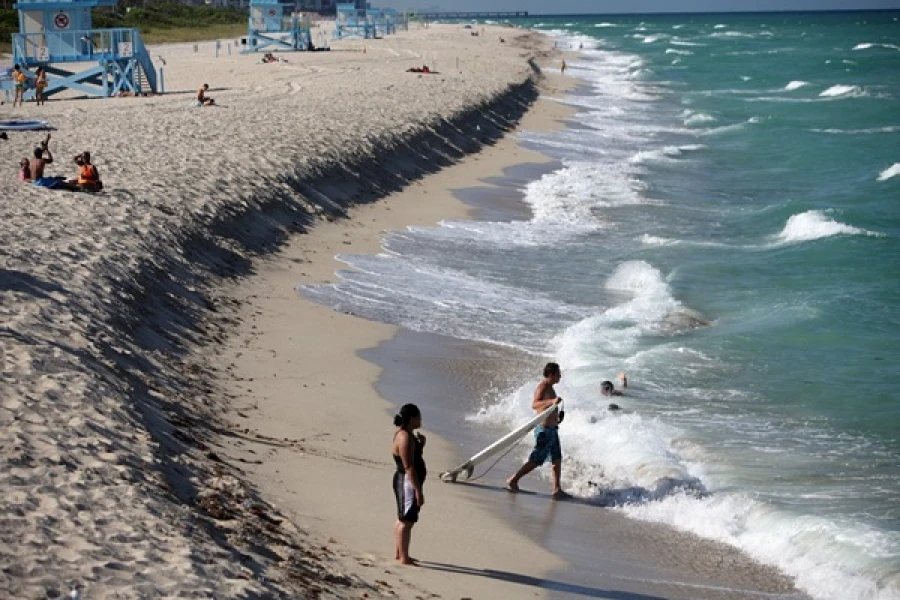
[381,1,900,14]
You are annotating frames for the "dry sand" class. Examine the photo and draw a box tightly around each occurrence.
[0,21,804,600]
[0,23,559,599]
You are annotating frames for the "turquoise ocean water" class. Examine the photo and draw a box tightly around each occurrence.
[304,11,900,600]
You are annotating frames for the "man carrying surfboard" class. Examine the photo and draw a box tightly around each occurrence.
[506,363,570,500]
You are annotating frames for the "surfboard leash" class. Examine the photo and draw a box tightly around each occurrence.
[464,435,528,483]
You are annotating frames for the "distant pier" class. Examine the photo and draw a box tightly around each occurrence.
[413,11,529,21]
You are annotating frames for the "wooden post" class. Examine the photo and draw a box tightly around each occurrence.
[159,67,165,94]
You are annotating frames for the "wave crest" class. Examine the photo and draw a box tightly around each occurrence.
[819,85,865,98]
[877,163,900,181]
[776,210,872,244]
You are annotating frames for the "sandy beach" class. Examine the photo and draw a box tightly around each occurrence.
[1,21,804,600]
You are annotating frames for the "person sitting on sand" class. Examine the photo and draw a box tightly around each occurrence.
[29,134,77,190]
[406,65,437,74]
[68,151,102,191]
[196,83,215,106]
[19,157,31,182]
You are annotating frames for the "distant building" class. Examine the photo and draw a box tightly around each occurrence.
[191,0,367,11]
[298,0,367,12]
[201,0,251,8]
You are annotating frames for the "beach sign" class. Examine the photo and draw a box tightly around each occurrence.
[118,42,133,58]
[54,12,70,30]
[36,46,50,62]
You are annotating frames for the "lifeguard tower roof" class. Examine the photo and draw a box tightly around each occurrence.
[13,0,117,9]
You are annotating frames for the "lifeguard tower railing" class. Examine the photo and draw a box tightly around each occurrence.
[11,27,157,97]
[366,8,393,38]
[384,9,406,33]
[333,3,372,39]
[247,8,312,52]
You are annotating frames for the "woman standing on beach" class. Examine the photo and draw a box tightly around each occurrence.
[12,65,27,108]
[392,403,426,565]
[34,67,48,106]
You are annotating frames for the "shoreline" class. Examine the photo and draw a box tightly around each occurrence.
[216,61,804,600]
[212,72,580,599]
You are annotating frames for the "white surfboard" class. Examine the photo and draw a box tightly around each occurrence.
[0,120,49,131]
[439,403,561,483]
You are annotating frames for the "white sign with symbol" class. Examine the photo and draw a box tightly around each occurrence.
[36,46,50,61]
[118,42,133,57]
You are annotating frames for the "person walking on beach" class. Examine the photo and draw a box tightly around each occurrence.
[560,59,567,74]
[506,363,569,500]
[392,403,426,565]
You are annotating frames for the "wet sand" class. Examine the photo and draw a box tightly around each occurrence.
[216,62,806,599]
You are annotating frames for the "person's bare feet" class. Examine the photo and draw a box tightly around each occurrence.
[398,557,419,566]
[505,478,520,492]
[551,490,572,500]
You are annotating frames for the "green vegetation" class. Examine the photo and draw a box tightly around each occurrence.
[92,3,247,30]
[1,9,16,53]
[1,4,247,54]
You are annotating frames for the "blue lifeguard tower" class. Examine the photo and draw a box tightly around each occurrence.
[3,0,157,98]
[246,0,312,52]
[366,9,392,38]
[333,3,373,40]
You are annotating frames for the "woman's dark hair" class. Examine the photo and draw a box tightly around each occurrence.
[393,403,421,427]
[601,380,614,391]
[543,362,560,378]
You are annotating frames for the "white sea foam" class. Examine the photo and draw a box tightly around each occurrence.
[665,48,693,55]
[641,235,679,246]
[775,210,874,244]
[681,111,717,127]
[877,163,900,181]
[811,125,900,135]
[784,80,809,91]
[699,116,761,136]
[710,31,756,38]
[819,84,865,98]
[594,22,619,28]
[629,144,706,165]
[670,39,705,47]
[853,42,900,51]
[521,162,646,230]
[624,493,900,600]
